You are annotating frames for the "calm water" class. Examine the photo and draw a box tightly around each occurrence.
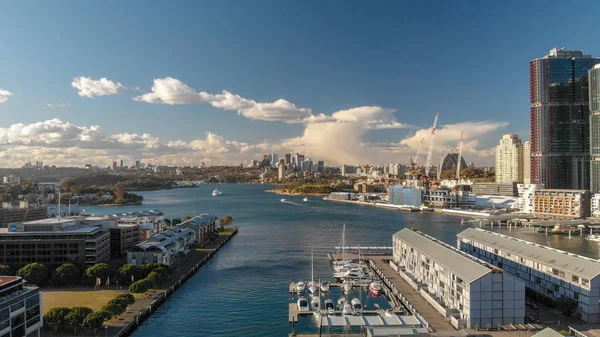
[81,184,600,337]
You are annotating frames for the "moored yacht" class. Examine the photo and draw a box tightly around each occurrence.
[369,280,382,296]
[351,298,362,314]
[324,299,334,314]
[297,297,309,312]
[296,281,306,294]
[342,279,352,293]
[320,281,330,293]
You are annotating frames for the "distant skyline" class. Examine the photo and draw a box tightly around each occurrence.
[1,1,600,167]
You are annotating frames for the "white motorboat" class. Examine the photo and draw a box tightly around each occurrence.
[351,298,362,314]
[297,281,306,294]
[333,262,364,272]
[297,297,309,312]
[311,296,320,311]
[303,197,308,202]
[343,279,352,293]
[342,303,353,315]
[280,198,287,203]
[211,189,223,196]
[369,281,382,296]
[309,251,318,294]
[587,234,600,242]
[334,268,368,279]
[324,299,335,314]
[320,281,330,293]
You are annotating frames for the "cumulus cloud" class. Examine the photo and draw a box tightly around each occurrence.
[46,102,72,108]
[0,89,14,103]
[72,76,125,98]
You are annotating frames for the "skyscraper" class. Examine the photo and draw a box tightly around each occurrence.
[495,134,523,183]
[590,64,600,192]
[530,48,600,189]
[523,141,531,184]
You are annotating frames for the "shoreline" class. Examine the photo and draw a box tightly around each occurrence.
[264,189,329,196]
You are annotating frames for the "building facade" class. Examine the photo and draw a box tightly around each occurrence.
[127,227,195,266]
[523,141,531,184]
[0,276,43,337]
[495,134,523,183]
[590,64,600,193]
[177,214,217,246]
[532,189,591,218]
[472,183,518,197]
[530,48,600,190]
[0,206,48,228]
[592,194,600,217]
[109,224,140,258]
[388,186,423,207]
[458,228,600,323]
[393,229,525,329]
[517,184,545,214]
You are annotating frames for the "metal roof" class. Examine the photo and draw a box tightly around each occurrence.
[136,227,194,251]
[457,228,600,279]
[394,229,491,283]
[531,328,563,337]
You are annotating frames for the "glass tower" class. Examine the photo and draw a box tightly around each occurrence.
[530,48,600,190]
[590,64,600,192]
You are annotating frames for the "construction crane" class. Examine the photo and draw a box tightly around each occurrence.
[437,150,445,181]
[413,137,425,166]
[423,111,439,179]
[456,131,464,180]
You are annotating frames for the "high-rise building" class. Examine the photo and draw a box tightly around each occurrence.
[523,141,531,184]
[120,159,123,167]
[590,64,600,193]
[278,165,285,181]
[135,160,141,169]
[495,134,523,183]
[284,153,291,165]
[112,161,117,171]
[272,154,279,167]
[530,48,600,189]
[317,161,325,173]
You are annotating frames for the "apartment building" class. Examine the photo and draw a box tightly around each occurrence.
[0,276,43,337]
[517,184,545,214]
[457,228,600,322]
[393,229,525,329]
[532,189,591,218]
[127,227,195,266]
[177,214,217,246]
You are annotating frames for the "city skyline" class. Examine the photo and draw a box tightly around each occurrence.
[2,2,600,167]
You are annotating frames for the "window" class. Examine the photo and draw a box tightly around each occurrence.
[582,278,590,287]
[572,275,579,283]
[574,292,579,300]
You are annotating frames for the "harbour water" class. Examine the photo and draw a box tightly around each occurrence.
[81,184,600,336]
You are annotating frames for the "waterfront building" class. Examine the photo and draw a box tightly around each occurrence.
[441,153,468,173]
[458,228,600,322]
[116,210,165,241]
[495,134,524,183]
[472,182,518,197]
[425,188,475,208]
[388,186,423,207]
[591,64,600,193]
[393,229,525,329]
[0,217,111,266]
[0,205,48,228]
[354,182,375,194]
[109,223,140,258]
[517,184,545,214]
[532,189,590,218]
[176,214,217,246]
[0,276,43,337]
[592,194,600,217]
[127,227,195,266]
[523,141,531,184]
[328,192,354,201]
[530,48,600,190]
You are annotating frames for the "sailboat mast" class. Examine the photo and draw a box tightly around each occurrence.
[311,250,314,287]
[342,224,346,262]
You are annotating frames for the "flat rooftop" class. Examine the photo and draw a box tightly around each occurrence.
[0,277,21,285]
[458,228,600,279]
[394,229,492,283]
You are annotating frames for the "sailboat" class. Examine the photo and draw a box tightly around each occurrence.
[309,250,318,294]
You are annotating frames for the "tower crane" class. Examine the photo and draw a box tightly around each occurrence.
[413,137,425,166]
[423,112,439,179]
[456,131,464,180]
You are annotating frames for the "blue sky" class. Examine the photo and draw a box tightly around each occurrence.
[1,0,599,167]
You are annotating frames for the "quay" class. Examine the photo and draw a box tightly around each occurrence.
[104,228,238,337]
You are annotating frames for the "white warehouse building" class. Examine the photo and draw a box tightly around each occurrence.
[393,229,525,329]
[457,228,600,323]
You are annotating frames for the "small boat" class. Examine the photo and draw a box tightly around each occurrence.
[211,189,223,196]
[342,303,352,315]
[297,297,309,312]
[343,280,352,293]
[324,299,334,314]
[303,197,308,202]
[320,281,330,293]
[281,198,287,203]
[311,296,320,311]
[297,281,306,294]
[351,298,362,314]
[369,281,382,296]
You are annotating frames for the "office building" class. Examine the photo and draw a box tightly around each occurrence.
[278,165,285,181]
[120,159,123,167]
[0,276,43,337]
[590,64,600,193]
[495,134,524,183]
[441,153,468,173]
[472,183,518,197]
[523,141,531,184]
[116,210,165,241]
[388,186,423,207]
[341,165,358,177]
[135,160,141,169]
[458,228,600,322]
[425,188,475,208]
[0,206,48,227]
[532,189,591,218]
[284,153,291,165]
[109,223,140,258]
[127,227,195,266]
[530,48,600,189]
[0,217,111,266]
[517,184,545,214]
[317,161,325,173]
[393,229,525,329]
[112,161,117,171]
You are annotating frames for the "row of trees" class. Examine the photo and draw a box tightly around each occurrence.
[129,264,171,293]
[44,293,136,334]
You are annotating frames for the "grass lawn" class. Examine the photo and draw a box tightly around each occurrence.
[41,289,120,314]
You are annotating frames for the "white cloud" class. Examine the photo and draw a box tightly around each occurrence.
[46,102,72,108]
[72,76,125,98]
[0,89,14,103]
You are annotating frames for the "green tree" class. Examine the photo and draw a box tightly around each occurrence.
[0,264,12,276]
[17,263,49,285]
[52,263,81,286]
[115,293,136,306]
[556,297,578,317]
[65,307,93,333]
[172,218,182,226]
[129,279,152,293]
[101,302,125,318]
[147,271,165,287]
[83,311,105,333]
[117,264,151,284]
[83,263,112,285]
[44,307,72,332]
[164,218,172,227]
[113,183,126,204]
